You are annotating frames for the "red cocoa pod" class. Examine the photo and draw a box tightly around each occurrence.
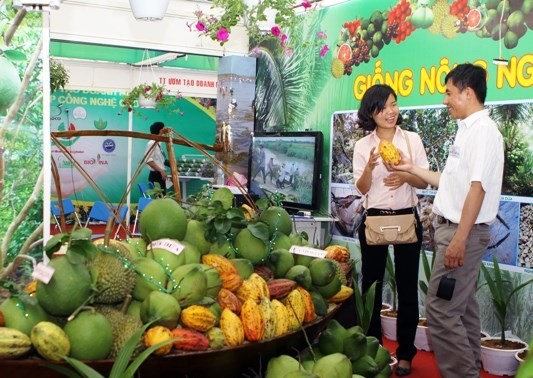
[217,287,243,315]
[253,264,274,282]
[171,327,210,351]
[267,278,298,300]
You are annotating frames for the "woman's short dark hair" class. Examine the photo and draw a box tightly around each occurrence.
[445,63,487,104]
[150,121,165,135]
[357,84,403,131]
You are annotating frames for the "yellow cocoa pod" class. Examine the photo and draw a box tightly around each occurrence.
[143,326,173,356]
[379,140,401,164]
[0,327,32,359]
[283,289,305,331]
[30,321,70,361]
[240,299,265,342]
[324,245,351,263]
[271,299,289,337]
[327,285,354,303]
[202,254,238,275]
[220,308,245,347]
[247,273,270,300]
[180,305,217,332]
[236,278,262,303]
[220,271,244,292]
[294,286,316,324]
[258,298,276,340]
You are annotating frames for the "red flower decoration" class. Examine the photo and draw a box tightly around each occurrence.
[271,26,281,37]
[301,1,312,10]
[320,44,329,57]
[196,22,206,32]
[280,34,288,46]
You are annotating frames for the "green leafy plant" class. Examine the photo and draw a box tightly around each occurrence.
[120,82,175,114]
[352,274,377,335]
[50,59,70,93]
[480,256,533,346]
[418,250,435,298]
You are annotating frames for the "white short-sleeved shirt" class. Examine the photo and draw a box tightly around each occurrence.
[433,109,504,224]
[353,126,429,209]
[145,140,165,172]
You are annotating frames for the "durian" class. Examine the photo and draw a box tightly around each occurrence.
[331,58,345,79]
[89,239,136,304]
[96,305,144,358]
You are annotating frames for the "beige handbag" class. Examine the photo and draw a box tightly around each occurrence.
[364,129,418,245]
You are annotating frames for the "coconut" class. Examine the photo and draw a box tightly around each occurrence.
[63,309,113,360]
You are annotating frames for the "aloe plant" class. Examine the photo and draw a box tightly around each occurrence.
[352,275,377,335]
[480,257,533,346]
[418,250,435,298]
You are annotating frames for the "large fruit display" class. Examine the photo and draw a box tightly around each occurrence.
[0,188,360,377]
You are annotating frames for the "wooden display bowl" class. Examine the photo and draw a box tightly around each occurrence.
[0,303,344,378]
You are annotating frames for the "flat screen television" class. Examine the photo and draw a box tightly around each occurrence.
[247,131,323,213]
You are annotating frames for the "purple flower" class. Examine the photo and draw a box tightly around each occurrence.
[317,31,327,39]
[284,47,294,57]
[271,26,281,37]
[217,28,229,41]
[301,1,312,10]
[250,46,261,56]
[320,44,329,57]
[196,22,206,31]
[280,34,288,46]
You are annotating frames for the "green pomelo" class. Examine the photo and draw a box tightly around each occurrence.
[123,237,147,258]
[231,258,254,279]
[211,187,234,210]
[209,240,236,259]
[315,276,342,299]
[140,290,181,329]
[0,57,22,114]
[200,264,223,298]
[126,300,142,320]
[132,257,168,301]
[183,219,211,254]
[284,370,319,378]
[312,353,352,378]
[0,297,48,336]
[267,249,295,278]
[36,256,93,317]
[265,354,300,378]
[182,241,202,264]
[139,198,188,242]
[294,254,315,267]
[63,310,113,360]
[146,243,185,273]
[270,231,292,251]
[234,228,269,264]
[167,264,207,306]
[285,265,312,290]
[259,206,293,236]
[309,258,337,286]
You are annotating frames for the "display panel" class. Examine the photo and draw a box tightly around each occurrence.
[247,131,323,213]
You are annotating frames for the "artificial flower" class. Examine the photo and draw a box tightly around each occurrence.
[284,47,294,57]
[301,1,312,10]
[320,44,329,57]
[196,22,206,32]
[280,34,288,46]
[271,26,281,37]
[317,31,327,39]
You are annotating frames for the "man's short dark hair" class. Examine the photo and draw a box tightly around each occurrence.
[150,122,165,135]
[445,63,487,104]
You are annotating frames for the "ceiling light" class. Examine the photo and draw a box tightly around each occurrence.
[492,58,509,66]
[131,53,184,67]
[13,0,62,11]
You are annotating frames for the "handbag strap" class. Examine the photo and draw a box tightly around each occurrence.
[364,128,415,212]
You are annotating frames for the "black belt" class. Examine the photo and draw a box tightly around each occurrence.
[436,215,487,227]
[366,207,415,216]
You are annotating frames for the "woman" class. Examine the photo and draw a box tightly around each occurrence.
[353,84,429,377]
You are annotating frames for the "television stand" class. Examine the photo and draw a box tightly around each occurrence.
[290,214,337,247]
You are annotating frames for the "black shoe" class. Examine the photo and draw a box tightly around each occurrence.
[395,365,411,376]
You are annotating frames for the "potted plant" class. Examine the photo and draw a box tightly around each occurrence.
[380,252,397,341]
[479,257,532,376]
[121,82,174,114]
[50,59,69,93]
[415,249,434,351]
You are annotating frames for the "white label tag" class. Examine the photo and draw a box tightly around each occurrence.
[289,245,327,259]
[149,239,185,256]
[32,262,55,284]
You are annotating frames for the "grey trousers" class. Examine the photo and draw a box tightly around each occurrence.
[426,222,490,378]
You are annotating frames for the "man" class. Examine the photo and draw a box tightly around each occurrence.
[390,63,504,378]
[253,144,266,183]
[145,121,168,195]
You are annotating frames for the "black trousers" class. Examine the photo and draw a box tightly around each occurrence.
[148,171,166,195]
[358,208,423,362]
